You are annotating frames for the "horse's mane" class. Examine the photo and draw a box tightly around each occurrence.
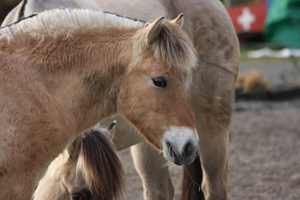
[0,8,145,38]
[79,129,125,199]
[0,8,197,74]
[150,20,198,73]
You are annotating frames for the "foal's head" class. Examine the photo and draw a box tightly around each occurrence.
[119,14,199,165]
[33,122,124,200]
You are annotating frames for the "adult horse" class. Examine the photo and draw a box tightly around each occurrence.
[2,0,240,199]
[33,121,125,200]
[0,8,199,200]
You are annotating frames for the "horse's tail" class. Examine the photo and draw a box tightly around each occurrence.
[80,129,125,200]
[181,156,205,200]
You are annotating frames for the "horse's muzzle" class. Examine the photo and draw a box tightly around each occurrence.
[162,127,199,165]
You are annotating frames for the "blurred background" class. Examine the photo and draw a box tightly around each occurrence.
[1,0,300,199]
[0,0,20,23]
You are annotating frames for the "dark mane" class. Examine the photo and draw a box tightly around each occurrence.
[0,13,37,30]
[81,130,125,199]
[19,0,28,19]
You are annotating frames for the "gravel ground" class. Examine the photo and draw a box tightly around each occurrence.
[229,99,300,200]
[118,99,300,200]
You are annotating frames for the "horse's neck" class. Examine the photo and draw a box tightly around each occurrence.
[5,28,134,133]
[52,32,133,132]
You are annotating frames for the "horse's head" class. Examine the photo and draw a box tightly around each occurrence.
[33,122,124,200]
[119,14,199,165]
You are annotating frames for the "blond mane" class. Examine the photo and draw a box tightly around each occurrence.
[0,8,197,73]
[150,21,197,73]
[0,9,145,39]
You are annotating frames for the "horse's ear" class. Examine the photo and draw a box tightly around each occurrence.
[67,135,82,158]
[171,13,184,29]
[93,120,116,141]
[105,120,116,141]
[144,16,164,45]
[107,120,117,131]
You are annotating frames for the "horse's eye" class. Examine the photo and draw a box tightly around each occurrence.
[152,77,167,88]
[72,194,83,200]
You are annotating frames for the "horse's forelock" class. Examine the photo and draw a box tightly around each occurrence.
[79,130,125,199]
[151,21,198,74]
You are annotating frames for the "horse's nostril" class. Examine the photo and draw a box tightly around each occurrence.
[164,141,197,165]
[182,142,194,156]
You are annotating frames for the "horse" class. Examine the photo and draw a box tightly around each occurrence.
[0,8,199,200]
[33,120,124,200]
[33,120,125,200]
[2,1,240,199]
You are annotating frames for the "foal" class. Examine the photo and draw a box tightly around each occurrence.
[0,9,198,199]
[33,121,124,200]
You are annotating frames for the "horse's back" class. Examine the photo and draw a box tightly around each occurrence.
[73,0,168,21]
[174,0,239,76]
[1,0,167,27]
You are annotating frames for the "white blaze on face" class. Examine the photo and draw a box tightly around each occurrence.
[161,126,199,165]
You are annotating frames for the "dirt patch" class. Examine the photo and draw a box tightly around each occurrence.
[118,99,300,200]
[229,100,300,200]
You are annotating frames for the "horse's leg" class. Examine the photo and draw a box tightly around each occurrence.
[181,156,205,199]
[131,141,174,200]
[196,112,231,200]
[182,62,236,200]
